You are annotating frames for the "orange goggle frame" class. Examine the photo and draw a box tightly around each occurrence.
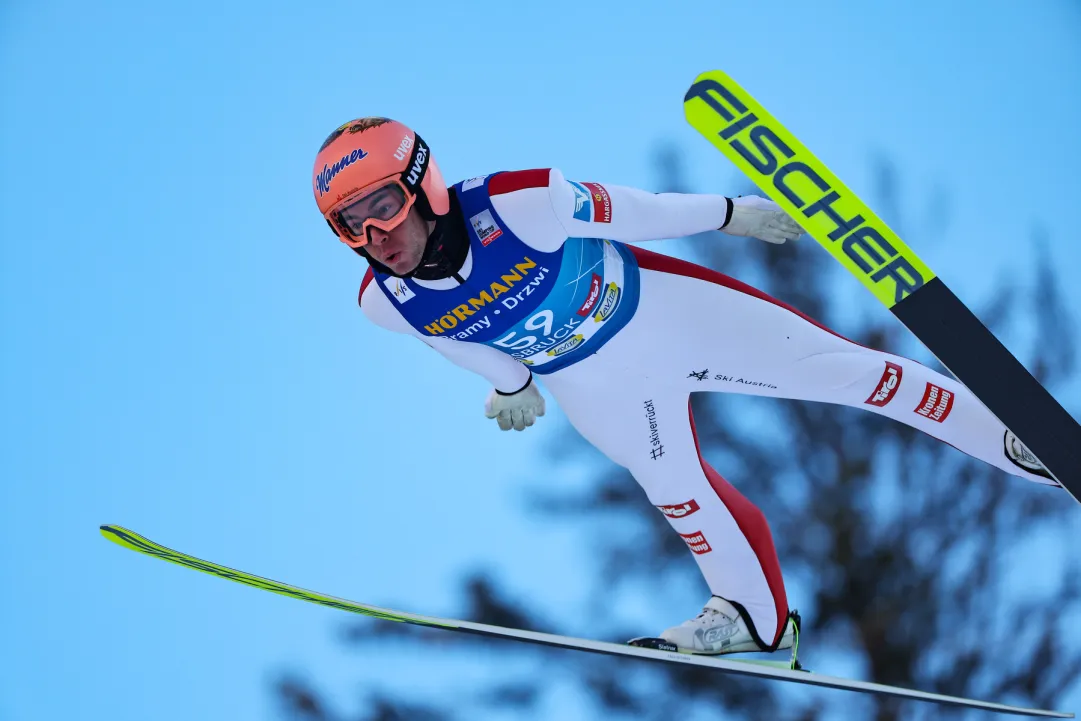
[325,177,416,248]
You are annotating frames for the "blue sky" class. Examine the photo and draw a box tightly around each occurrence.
[2,1,1079,719]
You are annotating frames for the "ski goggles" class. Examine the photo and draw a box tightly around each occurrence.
[326,177,417,248]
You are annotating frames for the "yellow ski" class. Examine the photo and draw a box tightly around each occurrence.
[684,69,1081,498]
[101,524,1073,717]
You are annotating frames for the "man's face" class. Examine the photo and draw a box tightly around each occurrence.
[364,205,432,275]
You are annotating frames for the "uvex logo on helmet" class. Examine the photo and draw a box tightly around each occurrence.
[393,135,414,161]
[405,140,429,189]
[316,147,368,197]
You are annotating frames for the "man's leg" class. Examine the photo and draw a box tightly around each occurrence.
[541,375,790,647]
[624,246,1059,487]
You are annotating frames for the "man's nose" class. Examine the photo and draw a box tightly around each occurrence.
[369,227,390,244]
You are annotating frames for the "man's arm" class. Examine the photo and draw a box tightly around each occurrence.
[487,168,803,249]
[548,167,734,243]
[360,279,542,431]
[549,168,805,244]
[359,275,532,394]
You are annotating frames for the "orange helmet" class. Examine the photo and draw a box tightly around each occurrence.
[312,117,449,249]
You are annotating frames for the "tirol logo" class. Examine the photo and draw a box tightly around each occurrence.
[679,531,712,555]
[593,282,621,322]
[865,361,902,407]
[658,500,700,519]
[546,334,584,357]
[576,274,603,316]
[316,147,368,197]
[915,382,954,423]
[392,134,414,161]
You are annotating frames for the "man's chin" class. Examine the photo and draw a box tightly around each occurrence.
[385,256,420,276]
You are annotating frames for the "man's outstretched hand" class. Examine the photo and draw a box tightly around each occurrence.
[721,195,806,244]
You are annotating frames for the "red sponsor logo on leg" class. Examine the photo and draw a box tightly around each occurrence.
[657,499,700,519]
[865,361,902,407]
[914,382,954,423]
[679,530,712,554]
[583,182,611,223]
[576,273,603,316]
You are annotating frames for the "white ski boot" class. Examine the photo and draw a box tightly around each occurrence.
[1003,430,1054,481]
[629,596,801,668]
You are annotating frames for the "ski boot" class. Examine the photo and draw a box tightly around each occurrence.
[629,595,803,670]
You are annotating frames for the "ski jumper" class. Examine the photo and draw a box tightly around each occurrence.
[359,168,1058,646]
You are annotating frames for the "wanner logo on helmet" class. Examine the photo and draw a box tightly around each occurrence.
[316,147,368,197]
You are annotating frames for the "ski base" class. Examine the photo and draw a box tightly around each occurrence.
[100,524,1073,718]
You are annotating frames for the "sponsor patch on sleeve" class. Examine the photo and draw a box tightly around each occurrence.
[568,180,612,223]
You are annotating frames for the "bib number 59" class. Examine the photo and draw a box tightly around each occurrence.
[493,310,554,350]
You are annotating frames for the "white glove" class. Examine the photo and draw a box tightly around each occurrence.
[484,375,546,431]
[721,195,806,244]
